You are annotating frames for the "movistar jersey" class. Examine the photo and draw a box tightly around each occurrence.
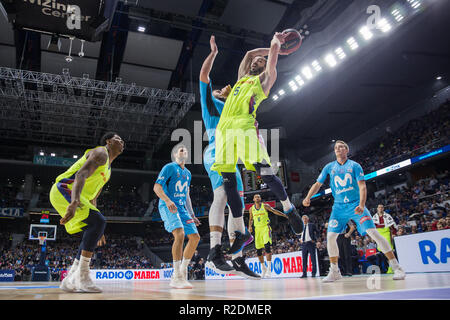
[54,146,110,201]
[199,80,224,145]
[251,203,270,228]
[317,159,365,204]
[156,162,191,208]
[219,75,267,119]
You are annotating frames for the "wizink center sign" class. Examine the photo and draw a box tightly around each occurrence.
[394,229,450,273]
[206,251,320,280]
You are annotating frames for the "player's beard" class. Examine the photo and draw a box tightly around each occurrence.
[249,66,264,76]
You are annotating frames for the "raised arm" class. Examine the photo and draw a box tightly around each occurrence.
[259,32,288,96]
[199,35,218,83]
[237,47,270,81]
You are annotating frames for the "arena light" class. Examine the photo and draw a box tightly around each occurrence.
[301,66,313,80]
[311,60,322,72]
[359,26,373,41]
[39,151,44,156]
[138,26,146,32]
[73,155,78,159]
[272,94,279,101]
[347,37,359,50]
[50,153,56,157]
[289,81,298,91]
[392,8,405,22]
[294,75,305,86]
[378,18,392,33]
[407,0,421,9]
[335,47,346,60]
[278,89,285,96]
[324,53,337,68]
[436,76,442,80]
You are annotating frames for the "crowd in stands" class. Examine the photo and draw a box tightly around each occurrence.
[352,101,449,173]
[0,232,153,281]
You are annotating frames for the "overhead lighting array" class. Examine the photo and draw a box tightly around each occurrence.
[272,0,428,101]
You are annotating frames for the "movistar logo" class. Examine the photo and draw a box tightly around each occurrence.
[175,180,188,192]
[334,173,352,188]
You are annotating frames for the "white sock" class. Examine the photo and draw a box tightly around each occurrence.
[233,216,246,235]
[210,231,222,248]
[389,258,400,270]
[281,199,293,212]
[261,261,267,270]
[69,259,79,274]
[330,263,339,272]
[180,258,191,280]
[79,256,91,271]
[173,260,182,277]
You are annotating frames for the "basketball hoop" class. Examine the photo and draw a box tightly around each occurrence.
[38,231,47,246]
[38,236,46,246]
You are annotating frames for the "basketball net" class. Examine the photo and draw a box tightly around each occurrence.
[38,236,46,246]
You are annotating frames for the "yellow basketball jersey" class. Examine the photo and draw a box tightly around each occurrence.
[219,75,267,120]
[251,203,270,228]
[54,146,111,201]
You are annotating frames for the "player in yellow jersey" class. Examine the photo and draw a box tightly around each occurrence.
[211,31,303,253]
[248,194,287,278]
[49,132,124,293]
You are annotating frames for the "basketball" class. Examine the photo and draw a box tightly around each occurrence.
[280,28,302,55]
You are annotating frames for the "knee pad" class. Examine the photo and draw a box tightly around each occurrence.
[80,210,106,252]
[222,173,243,218]
[256,248,263,256]
[264,243,271,254]
[253,162,274,177]
[327,232,339,258]
[209,186,227,228]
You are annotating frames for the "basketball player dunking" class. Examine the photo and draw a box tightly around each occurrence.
[210,31,304,255]
[50,132,124,293]
[302,140,406,282]
[200,35,259,279]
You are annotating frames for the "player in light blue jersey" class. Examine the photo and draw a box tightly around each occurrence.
[199,35,259,280]
[153,144,201,289]
[303,140,405,282]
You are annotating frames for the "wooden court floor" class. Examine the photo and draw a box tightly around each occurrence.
[1,272,449,300]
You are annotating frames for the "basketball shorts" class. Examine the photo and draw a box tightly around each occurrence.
[158,203,198,235]
[211,117,271,173]
[49,182,99,234]
[254,225,272,249]
[327,200,376,236]
[204,143,245,194]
